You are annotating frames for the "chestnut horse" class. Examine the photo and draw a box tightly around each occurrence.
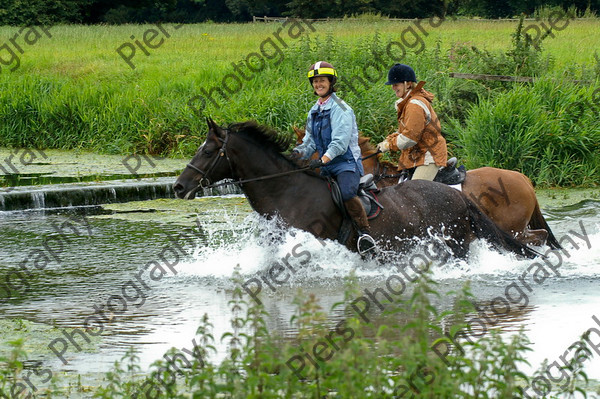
[293,128,560,249]
[174,119,539,259]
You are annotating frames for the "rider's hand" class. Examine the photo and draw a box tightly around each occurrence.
[377,140,390,153]
[308,159,324,170]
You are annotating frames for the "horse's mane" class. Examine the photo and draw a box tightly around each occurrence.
[228,120,293,154]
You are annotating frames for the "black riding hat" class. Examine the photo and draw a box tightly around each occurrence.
[385,64,417,85]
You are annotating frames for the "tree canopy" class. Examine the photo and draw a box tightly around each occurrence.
[0,0,597,24]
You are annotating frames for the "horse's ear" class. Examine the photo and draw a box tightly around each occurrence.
[206,117,217,132]
[293,126,305,145]
[206,117,226,140]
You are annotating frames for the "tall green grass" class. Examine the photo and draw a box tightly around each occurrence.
[449,80,600,186]
[0,19,599,185]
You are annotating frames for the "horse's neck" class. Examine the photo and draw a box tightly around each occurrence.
[232,150,311,204]
[231,148,341,236]
[232,149,295,183]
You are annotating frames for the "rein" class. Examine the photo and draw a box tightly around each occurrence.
[374,172,403,183]
[184,130,312,190]
[361,149,381,161]
[187,129,382,191]
[361,149,401,182]
[372,161,403,183]
[200,166,312,189]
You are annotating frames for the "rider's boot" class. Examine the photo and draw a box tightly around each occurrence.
[344,197,376,254]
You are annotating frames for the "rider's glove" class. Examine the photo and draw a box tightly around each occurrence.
[309,159,324,170]
[376,140,390,153]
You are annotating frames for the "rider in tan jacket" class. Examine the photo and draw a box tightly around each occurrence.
[377,64,447,180]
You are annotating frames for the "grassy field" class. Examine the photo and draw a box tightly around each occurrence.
[2,19,599,72]
[0,18,599,185]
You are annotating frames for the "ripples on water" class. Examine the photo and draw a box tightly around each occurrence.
[179,199,600,380]
[0,197,599,385]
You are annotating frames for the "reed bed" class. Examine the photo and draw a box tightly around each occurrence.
[0,18,598,185]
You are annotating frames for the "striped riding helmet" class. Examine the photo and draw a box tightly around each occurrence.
[307,61,338,84]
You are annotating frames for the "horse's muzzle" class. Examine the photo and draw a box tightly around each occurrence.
[173,181,196,199]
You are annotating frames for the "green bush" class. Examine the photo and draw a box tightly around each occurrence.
[89,270,538,397]
[0,21,598,185]
[1,268,594,396]
[450,79,600,186]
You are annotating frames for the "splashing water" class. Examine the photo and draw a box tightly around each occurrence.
[177,209,600,286]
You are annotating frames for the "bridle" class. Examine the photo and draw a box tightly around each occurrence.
[359,149,402,183]
[184,132,233,189]
[183,129,311,191]
[373,162,404,184]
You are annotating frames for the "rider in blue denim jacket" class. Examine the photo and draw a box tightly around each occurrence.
[293,61,376,254]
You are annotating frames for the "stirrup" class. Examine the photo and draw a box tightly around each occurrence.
[357,233,376,255]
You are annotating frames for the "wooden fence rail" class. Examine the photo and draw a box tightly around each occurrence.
[448,72,591,84]
[449,72,535,83]
[252,16,554,23]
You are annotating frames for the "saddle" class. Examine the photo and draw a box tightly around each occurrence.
[357,174,384,220]
[327,174,384,244]
[399,157,466,185]
[435,157,467,185]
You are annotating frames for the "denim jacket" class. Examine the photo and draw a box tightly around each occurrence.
[295,93,363,175]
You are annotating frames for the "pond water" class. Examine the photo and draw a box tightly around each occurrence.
[0,192,599,395]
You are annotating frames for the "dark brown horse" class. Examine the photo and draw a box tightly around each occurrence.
[174,119,539,259]
[293,129,560,249]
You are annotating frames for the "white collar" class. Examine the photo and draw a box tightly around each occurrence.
[394,89,412,111]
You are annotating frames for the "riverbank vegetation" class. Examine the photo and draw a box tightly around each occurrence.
[0,17,599,186]
[0,270,594,397]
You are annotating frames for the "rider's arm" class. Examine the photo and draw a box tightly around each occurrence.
[386,102,425,151]
[323,101,352,162]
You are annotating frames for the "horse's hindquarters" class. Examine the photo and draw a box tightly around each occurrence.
[462,167,537,236]
[370,181,476,257]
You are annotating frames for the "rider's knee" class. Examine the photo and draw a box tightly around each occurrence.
[412,164,439,181]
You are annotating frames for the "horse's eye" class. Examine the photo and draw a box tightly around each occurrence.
[203,149,213,155]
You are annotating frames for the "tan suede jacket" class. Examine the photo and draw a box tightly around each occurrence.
[385,86,447,170]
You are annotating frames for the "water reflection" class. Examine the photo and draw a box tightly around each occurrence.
[0,196,598,387]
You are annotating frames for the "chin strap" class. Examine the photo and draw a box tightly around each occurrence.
[321,87,334,98]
